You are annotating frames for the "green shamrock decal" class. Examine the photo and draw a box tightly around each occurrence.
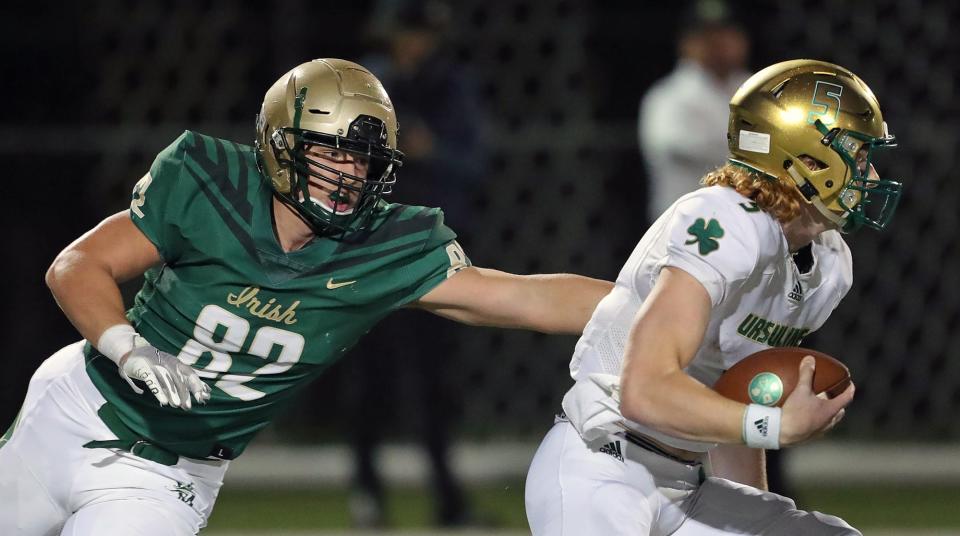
[685,218,724,255]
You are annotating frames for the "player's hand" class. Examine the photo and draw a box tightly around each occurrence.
[779,355,855,446]
[117,337,211,410]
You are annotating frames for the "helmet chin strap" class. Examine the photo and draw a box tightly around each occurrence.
[784,161,847,228]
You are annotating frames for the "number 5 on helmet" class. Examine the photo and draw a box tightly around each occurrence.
[727,59,901,233]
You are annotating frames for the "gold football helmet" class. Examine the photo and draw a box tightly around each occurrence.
[256,59,403,236]
[728,59,900,232]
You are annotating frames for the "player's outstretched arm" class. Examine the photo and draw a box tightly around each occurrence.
[46,211,210,409]
[618,266,853,448]
[411,266,613,334]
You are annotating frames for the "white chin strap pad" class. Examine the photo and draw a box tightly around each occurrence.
[785,163,847,228]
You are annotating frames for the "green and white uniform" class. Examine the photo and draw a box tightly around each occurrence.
[526,186,859,536]
[90,130,468,461]
[562,185,851,451]
[0,131,469,535]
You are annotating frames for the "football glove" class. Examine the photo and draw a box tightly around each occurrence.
[118,336,211,410]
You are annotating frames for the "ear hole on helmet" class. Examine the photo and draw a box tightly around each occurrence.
[308,109,331,115]
[797,154,828,171]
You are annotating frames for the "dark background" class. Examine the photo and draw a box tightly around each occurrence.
[2,0,958,442]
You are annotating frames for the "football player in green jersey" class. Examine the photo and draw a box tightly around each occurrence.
[0,59,613,535]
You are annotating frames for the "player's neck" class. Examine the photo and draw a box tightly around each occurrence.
[271,197,316,252]
[780,203,832,253]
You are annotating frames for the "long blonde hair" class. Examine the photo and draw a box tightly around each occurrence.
[701,163,803,223]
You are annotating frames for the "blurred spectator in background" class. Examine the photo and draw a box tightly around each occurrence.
[638,0,792,498]
[341,0,487,528]
[639,0,750,217]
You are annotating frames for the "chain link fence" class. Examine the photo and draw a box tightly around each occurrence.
[3,0,957,441]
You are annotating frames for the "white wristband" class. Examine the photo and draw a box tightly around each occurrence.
[96,324,138,364]
[742,404,782,450]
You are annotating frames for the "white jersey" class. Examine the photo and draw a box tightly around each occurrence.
[563,186,852,451]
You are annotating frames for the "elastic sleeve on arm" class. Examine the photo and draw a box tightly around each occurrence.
[648,193,763,307]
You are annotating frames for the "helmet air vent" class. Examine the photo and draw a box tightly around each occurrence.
[771,79,790,100]
[308,109,331,115]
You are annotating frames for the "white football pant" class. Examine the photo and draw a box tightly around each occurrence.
[525,421,860,535]
[0,342,228,536]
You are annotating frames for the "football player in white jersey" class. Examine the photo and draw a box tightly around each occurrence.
[526,59,901,535]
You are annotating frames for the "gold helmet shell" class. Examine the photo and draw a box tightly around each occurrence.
[256,59,403,236]
[728,59,900,232]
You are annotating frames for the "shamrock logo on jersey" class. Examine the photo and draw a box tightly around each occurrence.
[685,218,724,255]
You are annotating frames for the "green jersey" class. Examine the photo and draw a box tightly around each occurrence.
[85,131,470,460]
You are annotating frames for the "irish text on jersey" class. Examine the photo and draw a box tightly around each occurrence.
[226,287,300,325]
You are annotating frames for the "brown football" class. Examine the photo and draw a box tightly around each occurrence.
[712,347,851,407]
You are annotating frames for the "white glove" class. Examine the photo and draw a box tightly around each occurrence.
[117,336,211,410]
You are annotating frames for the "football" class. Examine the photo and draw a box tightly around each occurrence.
[712,347,851,407]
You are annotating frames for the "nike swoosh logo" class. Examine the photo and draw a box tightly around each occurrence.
[326,277,357,290]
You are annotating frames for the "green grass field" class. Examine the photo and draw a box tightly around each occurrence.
[204,482,960,533]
